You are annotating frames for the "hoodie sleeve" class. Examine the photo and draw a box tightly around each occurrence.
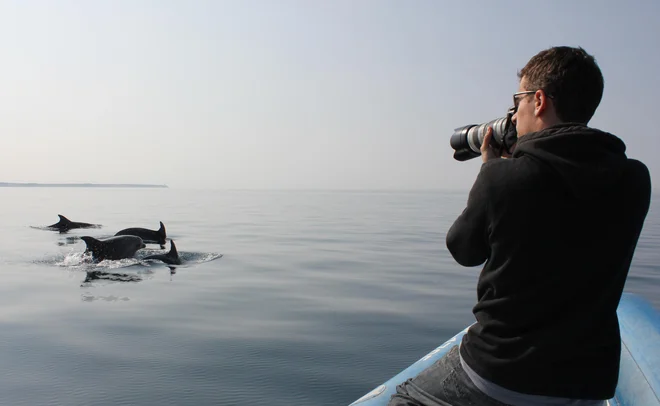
[446,164,491,267]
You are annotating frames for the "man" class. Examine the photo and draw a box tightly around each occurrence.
[389,46,652,406]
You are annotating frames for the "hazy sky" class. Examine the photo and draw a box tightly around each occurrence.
[0,0,658,190]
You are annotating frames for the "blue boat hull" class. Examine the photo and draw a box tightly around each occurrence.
[350,293,660,406]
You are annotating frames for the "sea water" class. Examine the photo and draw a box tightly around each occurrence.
[0,188,657,406]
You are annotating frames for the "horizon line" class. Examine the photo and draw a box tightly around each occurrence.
[0,182,168,188]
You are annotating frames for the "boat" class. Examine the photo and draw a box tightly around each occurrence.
[349,292,660,405]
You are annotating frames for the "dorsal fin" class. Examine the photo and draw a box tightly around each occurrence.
[168,240,179,258]
[80,236,102,255]
[58,214,72,224]
[158,221,166,236]
[80,236,100,246]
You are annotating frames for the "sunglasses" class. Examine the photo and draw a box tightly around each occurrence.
[512,90,554,113]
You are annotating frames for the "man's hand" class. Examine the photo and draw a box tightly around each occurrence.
[481,127,514,163]
[481,127,498,163]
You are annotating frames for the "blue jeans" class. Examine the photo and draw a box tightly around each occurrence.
[388,345,510,406]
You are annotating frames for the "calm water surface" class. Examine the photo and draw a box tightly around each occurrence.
[0,188,657,406]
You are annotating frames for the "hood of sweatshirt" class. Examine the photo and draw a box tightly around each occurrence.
[512,123,628,199]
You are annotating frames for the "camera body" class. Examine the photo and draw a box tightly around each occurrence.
[450,108,518,161]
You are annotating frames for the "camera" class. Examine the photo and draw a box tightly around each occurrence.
[450,108,518,161]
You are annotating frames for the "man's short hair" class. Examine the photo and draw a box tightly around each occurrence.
[518,46,604,124]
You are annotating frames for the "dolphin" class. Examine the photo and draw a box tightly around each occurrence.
[115,221,167,249]
[47,214,101,233]
[142,239,182,265]
[80,235,146,262]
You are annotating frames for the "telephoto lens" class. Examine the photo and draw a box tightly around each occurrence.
[450,108,517,161]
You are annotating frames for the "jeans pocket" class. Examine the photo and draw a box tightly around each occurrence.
[440,368,491,406]
[440,369,467,401]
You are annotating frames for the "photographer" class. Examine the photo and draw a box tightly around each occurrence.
[389,46,652,406]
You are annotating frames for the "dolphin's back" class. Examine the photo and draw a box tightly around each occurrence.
[49,215,98,231]
[115,222,167,245]
[81,235,145,261]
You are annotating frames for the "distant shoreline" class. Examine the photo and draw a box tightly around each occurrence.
[0,182,168,188]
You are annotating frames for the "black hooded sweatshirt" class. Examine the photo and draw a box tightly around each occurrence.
[446,123,652,400]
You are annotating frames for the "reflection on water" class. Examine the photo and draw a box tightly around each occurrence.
[81,293,131,302]
[82,271,144,285]
[57,236,81,246]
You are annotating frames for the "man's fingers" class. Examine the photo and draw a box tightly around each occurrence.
[481,127,493,152]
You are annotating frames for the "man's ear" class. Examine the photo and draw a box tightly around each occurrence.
[534,90,549,117]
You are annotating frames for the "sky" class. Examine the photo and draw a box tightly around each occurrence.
[0,0,658,191]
